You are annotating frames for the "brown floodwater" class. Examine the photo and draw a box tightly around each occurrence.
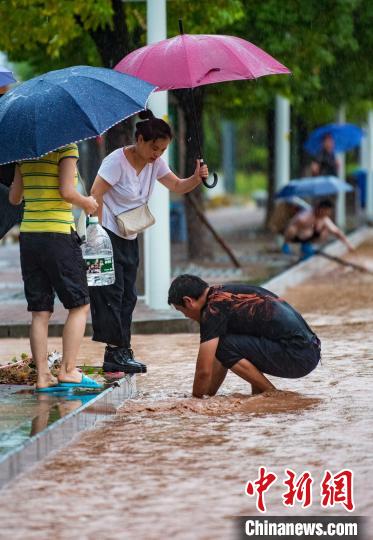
[0,242,372,539]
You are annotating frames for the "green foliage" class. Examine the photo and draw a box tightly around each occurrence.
[235,171,267,197]
[0,0,370,118]
[204,0,370,120]
[0,0,112,76]
[0,0,113,59]
[168,0,244,34]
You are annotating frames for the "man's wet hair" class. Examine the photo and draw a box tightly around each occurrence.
[316,199,334,209]
[168,274,209,307]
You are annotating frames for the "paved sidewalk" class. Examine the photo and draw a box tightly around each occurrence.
[0,204,265,337]
[0,243,199,337]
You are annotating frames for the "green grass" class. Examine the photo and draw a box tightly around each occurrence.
[235,170,267,197]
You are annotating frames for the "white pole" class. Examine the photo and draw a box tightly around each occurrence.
[366,111,373,220]
[335,106,346,229]
[144,0,171,310]
[274,95,290,190]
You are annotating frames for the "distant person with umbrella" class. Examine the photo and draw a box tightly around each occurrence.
[9,145,100,391]
[311,133,338,177]
[306,123,363,177]
[283,199,354,258]
[89,109,208,377]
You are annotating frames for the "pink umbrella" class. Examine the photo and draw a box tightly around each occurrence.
[116,21,290,187]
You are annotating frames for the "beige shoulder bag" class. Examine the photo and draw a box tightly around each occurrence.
[113,170,155,237]
[116,202,155,237]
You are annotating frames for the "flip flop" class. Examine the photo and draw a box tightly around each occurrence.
[35,385,70,393]
[57,374,103,389]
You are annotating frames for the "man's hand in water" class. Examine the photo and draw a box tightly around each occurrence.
[192,338,219,398]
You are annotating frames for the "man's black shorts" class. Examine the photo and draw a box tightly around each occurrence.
[19,231,90,312]
[216,334,321,378]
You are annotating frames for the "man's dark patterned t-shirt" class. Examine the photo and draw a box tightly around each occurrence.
[200,284,316,344]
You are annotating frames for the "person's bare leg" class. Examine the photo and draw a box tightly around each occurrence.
[231,358,276,393]
[251,385,262,395]
[30,394,53,435]
[58,304,90,383]
[30,311,56,389]
[207,358,228,396]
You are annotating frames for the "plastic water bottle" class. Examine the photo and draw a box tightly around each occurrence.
[81,216,115,286]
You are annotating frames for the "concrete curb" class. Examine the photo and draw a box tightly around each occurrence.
[0,375,136,489]
[0,227,371,338]
[264,226,373,296]
[0,317,199,339]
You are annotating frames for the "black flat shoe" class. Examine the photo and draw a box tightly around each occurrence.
[103,346,147,374]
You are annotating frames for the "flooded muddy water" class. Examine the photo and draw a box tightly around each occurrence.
[0,242,372,539]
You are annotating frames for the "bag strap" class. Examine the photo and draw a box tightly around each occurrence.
[103,160,155,214]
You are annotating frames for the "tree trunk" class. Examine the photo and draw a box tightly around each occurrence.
[105,119,134,155]
[174,87,213,260]
[265,106,276,228]
[89,0,130,68]
[88,0,140,155]
[296,115,309,176]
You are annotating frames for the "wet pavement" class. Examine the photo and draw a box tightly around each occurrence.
[0,242,371,539]
[0,204,292,335]
[0,385,104,458]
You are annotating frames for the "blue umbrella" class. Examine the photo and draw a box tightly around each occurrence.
[275,176,353,199]
[0,66,16,86]
[0,66,155,164]
[304,123,364,155]
[0,184,23,238]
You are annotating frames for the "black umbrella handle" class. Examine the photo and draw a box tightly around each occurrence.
[179,25,218,190]
[200,158,218,188]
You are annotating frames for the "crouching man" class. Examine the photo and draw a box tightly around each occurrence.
[168,275,321,398]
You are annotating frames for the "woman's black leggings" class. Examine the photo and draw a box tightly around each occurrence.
[89,228,139,348]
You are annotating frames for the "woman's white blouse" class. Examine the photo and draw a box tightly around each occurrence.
[98,147,171,239]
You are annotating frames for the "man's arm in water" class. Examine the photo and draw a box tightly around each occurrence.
[324,217,355,251]
[193,338,219,398]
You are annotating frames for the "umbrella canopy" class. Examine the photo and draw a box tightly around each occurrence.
[116,31,289,189]
[275,176,353,199]
[0,66,16,87]
[115,33,290,90]
[0,66,155,164]
[305,123,364,155]
[0,184,23,239]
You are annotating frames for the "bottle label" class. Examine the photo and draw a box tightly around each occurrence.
[84,257,114,274]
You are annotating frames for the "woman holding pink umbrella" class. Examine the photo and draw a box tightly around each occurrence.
[89,110,208,377]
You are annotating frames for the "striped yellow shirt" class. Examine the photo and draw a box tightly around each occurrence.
[19,144,79,234]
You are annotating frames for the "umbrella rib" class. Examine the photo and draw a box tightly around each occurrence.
[217,38,257,81]
[0,86,155,165]
[181,35,197,89]
[50,83,103,135]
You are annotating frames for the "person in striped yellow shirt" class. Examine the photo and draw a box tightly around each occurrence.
[9,144,100,391]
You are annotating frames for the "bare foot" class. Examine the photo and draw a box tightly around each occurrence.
[36,372,58,390]
[58,367,83,384]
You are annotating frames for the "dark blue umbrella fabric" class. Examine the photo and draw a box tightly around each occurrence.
[0,66,156,164]
[0,184,23,239]
[304,123,364,155]
[275,176,353,199]
[0,66,16,86]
